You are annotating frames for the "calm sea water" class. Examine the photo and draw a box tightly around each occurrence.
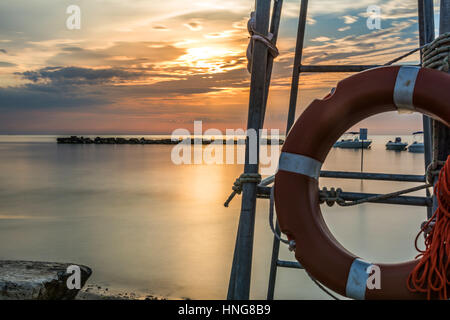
[0,135,428,299]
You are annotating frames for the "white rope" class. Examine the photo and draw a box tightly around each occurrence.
[422,32,450,71]
[269,187,293,246]
[246,11,279,73]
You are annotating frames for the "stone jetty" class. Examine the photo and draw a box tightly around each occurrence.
[57,136,284,145]
[0,261,91,300]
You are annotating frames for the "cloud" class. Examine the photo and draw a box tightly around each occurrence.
[184,21,203,31]
[342,15,359,24]
[0,0,430,134]
[338,26,351,32]
[311,36,332,42]
[0,83,111,111]
[0,52,249,112]
[152,25,169,31]
[19,66,147,85]
[307,16,317,25]
[0,61,15,67]
[303,19,418,66]
[46,42,186,68]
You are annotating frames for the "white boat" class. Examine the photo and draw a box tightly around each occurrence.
[386,137,408,151]
[408,131,425,153]
[333,132,372,149]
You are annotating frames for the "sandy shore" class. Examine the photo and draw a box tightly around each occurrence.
[76,283,187,300]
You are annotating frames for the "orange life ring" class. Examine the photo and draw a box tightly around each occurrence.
[274,66,450,300]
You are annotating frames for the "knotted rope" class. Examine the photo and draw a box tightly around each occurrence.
[426,160,447,184]
[407,156,450,300]
[319,184,432,207]
[224,173,261,207]
[422,32,450,71]
[246,11,279,73]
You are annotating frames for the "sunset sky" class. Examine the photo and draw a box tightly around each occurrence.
[0,0,441,134]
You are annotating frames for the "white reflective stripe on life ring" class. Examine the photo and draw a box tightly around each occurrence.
[345,258,374,300]
[393,66,420,111]
[277,152,322,180]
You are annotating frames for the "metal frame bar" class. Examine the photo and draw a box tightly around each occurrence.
[227,0,279,301]
[277,260,303,269]
[418,0,435,218]
[261,0,284,128]
[267,0,308,300]
[299,65,382,73]
[257,186,431,207]
[319,171,425,182]
[285,0,309,133]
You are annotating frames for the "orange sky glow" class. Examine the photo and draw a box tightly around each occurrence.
[0,0,440,134]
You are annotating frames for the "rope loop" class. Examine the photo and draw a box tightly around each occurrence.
[426,160,446,184]
[246,11,279,73]
[224,173,262,207]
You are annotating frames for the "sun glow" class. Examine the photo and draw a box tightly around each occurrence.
[174,47,244,74]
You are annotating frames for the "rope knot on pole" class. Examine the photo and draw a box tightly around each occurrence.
[319,187,344,207]
[426,160,446,184]
[319,184,432,207]
[224,173,262,207]
[422,32,450,71]
[246,11,279,73]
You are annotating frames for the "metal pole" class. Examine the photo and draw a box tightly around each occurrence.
[227,0,272,300]
[261,0,284,127]
[266,222,281,300]
[285,0,308,133]
[267,0,308,300]
[441,0,450,32]
[431,0,450,213]
[418,0,436,218]
[360,142,364,173]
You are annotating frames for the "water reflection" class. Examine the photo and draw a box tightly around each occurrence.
[0,135,428,299]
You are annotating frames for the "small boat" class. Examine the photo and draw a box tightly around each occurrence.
[386,137,408,151]
[408,131,425,153]
[408,141,425,153]
[333,132,372,149]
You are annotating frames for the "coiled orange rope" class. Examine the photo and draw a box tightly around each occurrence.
[407,156,450,300]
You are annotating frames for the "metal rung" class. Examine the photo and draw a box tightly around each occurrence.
[299,65,382,73]
[277,260,303,269]
[320,171,425,182]
[299,64,422,73]
[339,191,431,207]
[257,186,431,207]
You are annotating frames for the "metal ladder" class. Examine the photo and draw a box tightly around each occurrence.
[227,0,443,300]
